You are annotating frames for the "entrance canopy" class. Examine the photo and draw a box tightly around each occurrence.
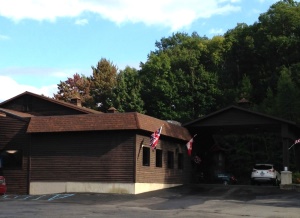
[184,105,300,169]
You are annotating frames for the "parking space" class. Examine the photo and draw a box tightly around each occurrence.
[1,193,75,201]
[1,185,300,218]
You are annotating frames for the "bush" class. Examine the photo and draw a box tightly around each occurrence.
[292,172,300,184]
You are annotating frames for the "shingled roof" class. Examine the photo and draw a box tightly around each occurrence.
[0,108,34,118]
[0,91,101,115]
[27,112,191,141]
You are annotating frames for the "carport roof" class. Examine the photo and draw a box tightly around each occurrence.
[183,105,299,135]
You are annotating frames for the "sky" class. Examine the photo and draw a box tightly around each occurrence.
[0,0,279,102]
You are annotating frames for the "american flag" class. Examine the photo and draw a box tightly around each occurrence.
[295,138,300,144]
[150,126,162,149]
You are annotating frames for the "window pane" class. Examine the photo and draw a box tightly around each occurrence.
[143,147,150,166]
[167,151,174,169]
[156,149,162,167]
[178,153,183,169]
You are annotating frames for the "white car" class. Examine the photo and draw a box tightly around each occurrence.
[251,164,281,186]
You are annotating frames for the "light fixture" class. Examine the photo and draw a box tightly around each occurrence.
[6,150,17,154]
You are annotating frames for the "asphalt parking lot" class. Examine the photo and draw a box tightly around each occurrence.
[1,184,300,218]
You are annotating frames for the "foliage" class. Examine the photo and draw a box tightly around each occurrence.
[89,58,118,112]
[112,66,145,113]
[53,73,93,107]
[140,32,221,122]
[275,67,300,122]
[292,171,300,184]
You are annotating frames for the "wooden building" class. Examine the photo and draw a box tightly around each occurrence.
[0,92,191,195]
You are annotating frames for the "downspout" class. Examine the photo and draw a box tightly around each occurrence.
[27,124,32,195]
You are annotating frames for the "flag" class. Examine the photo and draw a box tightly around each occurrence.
[150,126,162,149]
[186,134,197,156]
[295,139,300,144]
[186,137,194,156]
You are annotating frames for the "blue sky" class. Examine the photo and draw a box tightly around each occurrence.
[0,0,278,102]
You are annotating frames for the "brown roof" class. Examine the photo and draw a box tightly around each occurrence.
[27,112,191,141]
[0,91,102,114]
[0,108,34,118]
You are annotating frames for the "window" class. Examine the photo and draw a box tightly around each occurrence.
[178,153,183,169]
[143,147,150,166]
[167,151,174,169]
[156,149,162,167]
[0,150,23,169]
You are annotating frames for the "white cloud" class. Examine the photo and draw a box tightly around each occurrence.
[0,0,241,30]
[75,18,88,26]
[0,34,10,40]
[0,76,57,102]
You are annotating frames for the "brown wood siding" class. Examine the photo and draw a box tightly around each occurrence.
[2,96,86,116]
[135,134,191,184]
[30,131,135,183]
[0,116,30,194]
[196,109,282,127]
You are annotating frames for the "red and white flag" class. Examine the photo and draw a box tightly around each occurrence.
[295,138,300,144]
[150,126,162,149]
[186,134,197,156]
[186,138,193,156]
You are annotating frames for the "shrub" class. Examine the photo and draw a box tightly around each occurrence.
[292,172,300,184]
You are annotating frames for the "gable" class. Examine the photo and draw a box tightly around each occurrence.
[193,108,283,127]
[184,106,298,134]
[0,91,101,116]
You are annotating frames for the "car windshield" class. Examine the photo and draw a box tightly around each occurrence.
[254,165,272,170]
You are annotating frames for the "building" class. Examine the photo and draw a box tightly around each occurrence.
[0,92,192,195]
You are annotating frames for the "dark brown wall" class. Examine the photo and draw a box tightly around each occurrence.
[2,96,86,116]
[0,115,30,194]
[135,134,191,184]
[30,131,135,183]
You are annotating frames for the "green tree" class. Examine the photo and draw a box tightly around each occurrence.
[239,74,253,101]
[90,58,118,112]
[112,66,145,113]
[140,32,221,122]
[257,86,276,116]
[275,67,300,122]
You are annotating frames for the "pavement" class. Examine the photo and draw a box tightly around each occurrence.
[1,184,300,218]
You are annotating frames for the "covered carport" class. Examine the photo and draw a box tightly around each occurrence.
[183,105,300,184]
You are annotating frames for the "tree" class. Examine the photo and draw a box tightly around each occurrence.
[54,73,93,107]
[140,32,221,122]
[257,86,276,116]
[275,67,300,122]
[112,66,145,113]
[90,58,118,112]
[238,74,253,101]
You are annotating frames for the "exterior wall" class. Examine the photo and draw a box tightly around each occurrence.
[30,181,136,194]
[30,131,135,184]
[0,116,30,194]
[30,181,181,195]
[135,134,192,187]
[29,131,191,195]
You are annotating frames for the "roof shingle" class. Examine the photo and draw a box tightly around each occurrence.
[27,112,191,141]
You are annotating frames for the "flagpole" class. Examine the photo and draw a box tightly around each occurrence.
[289,138,300,150]
[289,143,295,150]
